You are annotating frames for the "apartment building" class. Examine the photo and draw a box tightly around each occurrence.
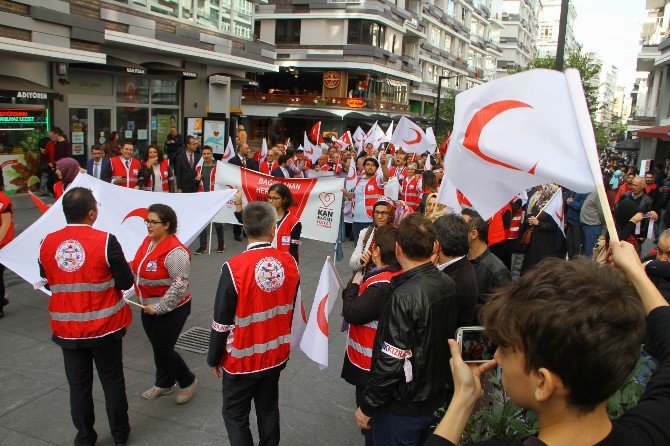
[0,0,277,193]
[536,0,577,58]
[593,63,617,125]
[496,0,540,77]
[249,0,504,143]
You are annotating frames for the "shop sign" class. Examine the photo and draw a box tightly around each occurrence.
[323,71,340,89]
[126,67,147,75]
[72,144,85,156]
[0,109,47,124]
[15,91,48,100]
[71,132,84,144]
[182,71,198,78]
[346,98,365,108]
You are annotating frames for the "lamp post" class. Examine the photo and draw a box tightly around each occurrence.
[555,0,570,71]
[434,75,460,138]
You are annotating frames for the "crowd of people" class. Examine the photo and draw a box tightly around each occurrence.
[9,123,670,446]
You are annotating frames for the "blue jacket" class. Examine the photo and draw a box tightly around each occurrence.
[564,191,589,226]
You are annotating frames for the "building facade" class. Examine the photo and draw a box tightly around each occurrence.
[249,0,504,145]
[535,0,576,59]
[496,0,540,77]
[0,0,276,194]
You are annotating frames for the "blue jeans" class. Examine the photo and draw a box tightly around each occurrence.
[582,224,602,259]
[372,411,433,446]
[352,222,373,244]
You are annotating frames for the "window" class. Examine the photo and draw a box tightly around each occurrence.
[430,26,441,47]
[444,34,452,52]
[196,0,219,28]
[391,34,397,53]
[540,25,552,39]
[151,0,178,17]
[276,20,301,44]
[446,0,455,16]
[254,20,261,40]
[116,77,149,104]
[348,19,386,48]
[461,6,467,23]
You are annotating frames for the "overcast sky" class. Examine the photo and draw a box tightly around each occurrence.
[572,0,647,91]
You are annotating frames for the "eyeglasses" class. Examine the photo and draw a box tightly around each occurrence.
[267,196,281,202]
[144,219,163,227]
[374,210,391,216]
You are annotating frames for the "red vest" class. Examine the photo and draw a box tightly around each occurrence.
[0,192,14,248]
[142,159,170,191]
[274,210,300,257]
[346,269,403,371]
[390,166,407,183]
[401,175,422,210]
[221,246,300,374]
[110,156,141,188]
[260,160,278,175]
[488,204,511,246]
[329,162,343,173]
[131,235,191,307]
[357,176,384,218]
[507,207,523,240]
[314,163,332,172]
[40,225,131,340]
[196,162,217,192]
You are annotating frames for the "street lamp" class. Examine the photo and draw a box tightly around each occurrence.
[434,75,461,138]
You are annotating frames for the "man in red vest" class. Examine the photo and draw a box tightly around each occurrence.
[38,187,135,446]
[110,142,141,188]
[208,201,300,446]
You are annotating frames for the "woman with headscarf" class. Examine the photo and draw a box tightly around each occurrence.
[520,184,561,275]
[607,168,622,208]
[53,158,82,199]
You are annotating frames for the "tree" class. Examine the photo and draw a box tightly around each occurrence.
[434,92,456,141]
[512,47,602,123]
[594,124,610,149]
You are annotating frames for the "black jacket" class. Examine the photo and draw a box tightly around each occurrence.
[470,249,511,311]
[341,264,402,388]
[229,155,259,172]
[360,262,458,417]
[174,151,201,192]
[441,256,478,330]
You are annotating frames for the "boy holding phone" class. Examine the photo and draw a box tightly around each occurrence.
[427,242,670,445]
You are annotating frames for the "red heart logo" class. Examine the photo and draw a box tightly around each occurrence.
[213,131,219,137]
[319,192,335,209]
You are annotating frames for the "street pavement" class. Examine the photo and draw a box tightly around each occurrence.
[0,194,365,446]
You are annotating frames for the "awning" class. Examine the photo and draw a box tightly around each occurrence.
[636,125,670,140]
[208,73,252,84]
[344,111,374,121]
[0,75,61,100]
[615,139,640,151]
[278,109,342,120]
[143,62,197,79]
[70,56,147,75]
[367,113,393,122]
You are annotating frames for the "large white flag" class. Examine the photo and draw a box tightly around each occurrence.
[345,156,359,191]
[436,177,462,214]
[391,116,433,154]
[300,257,343,368]
[365,122,386,150]
[0,174,236,291]
[425,127,437,152]
[444,68,596,219]
[303,131,321,164]
[540,188,565,236]
[353,127,366,150]
[382,121,394,144]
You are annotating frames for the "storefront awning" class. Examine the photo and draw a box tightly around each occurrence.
[344,111,374,121]
[367,113,393,122]
[636,125,670,140]
[143,62,198,79]
[208,73,253,84]
[278,109,342,120]
[0,75,61,100]
[70,56,148,75]
[615,139,640,151]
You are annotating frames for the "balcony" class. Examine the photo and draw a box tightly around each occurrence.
[241,91,410,113]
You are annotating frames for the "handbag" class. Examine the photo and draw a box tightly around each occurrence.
[520,227,533,247]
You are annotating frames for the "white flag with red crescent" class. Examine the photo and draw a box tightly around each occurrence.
[391,117,433,154]
[353,127,366,150]
[425,127,437,152]
[345,155,358,191]
[540,188,565,236]
[290,287,307,350]
[366,122,387,150]
[333,130,353,149]
[303,132,321,164]
[444,68,596,219]
[260,138,268,161]
[0,174,236,292]
[436,176,462,214]
[382,121,394,144]
[300,257,343,369]
[223,136,235,161]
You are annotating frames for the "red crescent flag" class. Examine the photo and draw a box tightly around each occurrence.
[309,121,324,145]
[290,287,308,350]
[222,136,235,161]
[540,187,565,236]
[29,192,51,214]
[300,257,342,368]
[439,133,451,156]
[122,207,149,223]
[390,116,432,154]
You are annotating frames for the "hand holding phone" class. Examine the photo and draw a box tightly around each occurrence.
[456,326,497,363]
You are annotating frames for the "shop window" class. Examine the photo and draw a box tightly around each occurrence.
[152,109,180,149]
[348,20,386,48]
[116,77,149,104]
[117,107,150,155]
[276,20,301,44]
[150,80,180,105]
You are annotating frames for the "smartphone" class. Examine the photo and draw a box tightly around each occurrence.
[456,326,497,363]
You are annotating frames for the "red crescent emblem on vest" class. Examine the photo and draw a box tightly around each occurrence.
[122,208,149,224]
[463,100,538,174]
[317,293,328,336]
[402,129,422,145]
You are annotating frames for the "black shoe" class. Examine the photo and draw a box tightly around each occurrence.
[194,247,207,255]
[234,234,242,241]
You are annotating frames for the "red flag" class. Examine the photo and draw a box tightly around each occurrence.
[439,132,451,156]
[309,121,324,145]
[29,192,50,214]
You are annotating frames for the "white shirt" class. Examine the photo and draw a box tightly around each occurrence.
[437,256,465,271]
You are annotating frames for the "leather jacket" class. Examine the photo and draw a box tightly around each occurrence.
[360,262,459,417]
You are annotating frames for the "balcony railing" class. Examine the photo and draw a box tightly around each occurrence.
[241,92,411,113]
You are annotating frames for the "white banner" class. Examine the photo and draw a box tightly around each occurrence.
[0,174,236,291]
[212,162,344,244]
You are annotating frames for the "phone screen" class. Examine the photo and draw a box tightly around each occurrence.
[459,328,497,362]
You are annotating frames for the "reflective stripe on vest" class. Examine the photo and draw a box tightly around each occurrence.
[360,177,384,217]
[234,303,293,328]
[229,334,292,358]
[50,298,126,322]
[136,277,173,287]
[347,335,373,357]
[50,278,115,293]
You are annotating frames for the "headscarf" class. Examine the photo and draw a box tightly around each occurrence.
[529,184,558,213]
[609,170,622,189]
[55,157,81,190]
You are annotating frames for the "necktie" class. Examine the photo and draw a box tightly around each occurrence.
[242,158,246,168]
[125,159,129,169]
[189,153,193,169]
[93,162,99,179]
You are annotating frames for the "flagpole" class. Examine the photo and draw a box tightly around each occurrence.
[564,69,619,243]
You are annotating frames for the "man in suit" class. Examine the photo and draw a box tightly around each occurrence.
[174,136,201,193]
[271,155,291,178]
[86,145,112,182]
[164,126,183,166]
[229,143,259,240]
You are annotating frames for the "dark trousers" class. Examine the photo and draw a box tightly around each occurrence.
[566,223,584,259]
[221,369,281,446]
[141,300,195,389]
[352,222,372,244]
[355,386,374,446]
[199,222,224,248]
[371,411,433,446]
[61,338,129,446]
[0,263,5,312]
